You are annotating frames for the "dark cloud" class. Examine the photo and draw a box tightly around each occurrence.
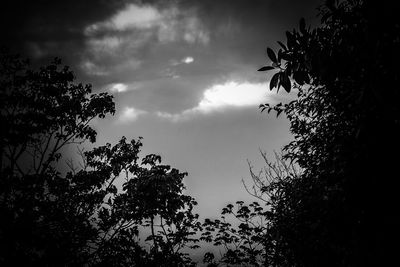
[178,0,323,65]
[1,0,128,67]
[1,0,321,60]
[1,0,126,43]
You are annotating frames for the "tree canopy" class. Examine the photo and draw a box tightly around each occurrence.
[257,0,400,265]
[0,51,201,266]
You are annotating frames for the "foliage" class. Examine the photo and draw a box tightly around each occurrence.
[257,0,400,266]
[202,152,301,266]
[202,201,268,266]
[90,137,202,267]
[0,52,201,266]
[0,51,115,265]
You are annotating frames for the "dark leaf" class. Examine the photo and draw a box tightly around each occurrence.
[280,52,291,61]
[286,31,295,49]
[270,73,280,90]
[258,66,275,72]
[280,72,291,93]
[278,49,283,63]
[267,47,278,63]
[277,41,287,51]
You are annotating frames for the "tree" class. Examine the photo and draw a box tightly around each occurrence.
[202,201,269,267]
[0,51,201,266]
[258,0,400,265]
[91,138,202,266]
[201,151,301,267]
[0,50,115,265]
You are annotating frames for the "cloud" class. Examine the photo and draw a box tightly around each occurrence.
[169,56,194,66]
[107,82,142,93]
[85,3,209,45]
[182,17,210,45]
[109,83,128,93]
[79,2,209,80]
[80,61,109,76]
[156,81,275,122]
[112,4,161,29]
[87,36,122,51]
[182,57,194,64]
[118,106,147,123]
[197,81,269,111]
[85,4,162,33]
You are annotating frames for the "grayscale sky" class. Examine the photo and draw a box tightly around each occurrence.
[2,0,322,219]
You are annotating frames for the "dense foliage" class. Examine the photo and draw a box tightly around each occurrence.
[0,52,201,266]
[256,0,400,266]
[201,152,302,267]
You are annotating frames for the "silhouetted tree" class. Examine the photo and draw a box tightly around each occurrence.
[0,51,201,266]
[0,51,115,265]
[258,0,400,265]
[202,201,268,266]
[201,152,301,267]
[81,137,201,266]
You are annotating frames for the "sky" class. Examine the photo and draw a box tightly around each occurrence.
[1,0,323,219]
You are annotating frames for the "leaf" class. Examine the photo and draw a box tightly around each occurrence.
[267,47,277,63]
[258,66,275,72]
[270,73,280,91]
[280,72,291,93]
[280,51,291,61]
[277,41,287,51]
[286,31,295,49]
[277,49,283,63]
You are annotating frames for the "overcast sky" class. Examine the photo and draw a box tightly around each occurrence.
[2,0,322,218]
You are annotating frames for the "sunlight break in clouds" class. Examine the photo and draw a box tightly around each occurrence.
[157,81,273,122]
[118,106,147,123]
[182,57,194,64]
[198,81,268,111]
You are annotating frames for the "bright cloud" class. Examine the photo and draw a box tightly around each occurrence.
[182,57,194,64]
[118,106,147,123]
[197,81,269,112]
[169,56,194,66]
[156,81,274,122]
[109,83,128,93]
[112,4,161,30]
